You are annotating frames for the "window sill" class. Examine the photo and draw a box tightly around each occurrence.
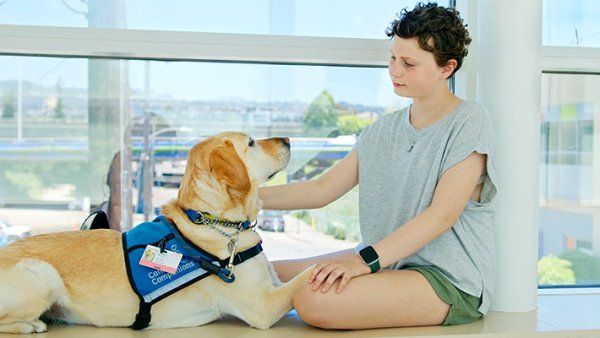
[32,293,600,338]
[538,287,600,296]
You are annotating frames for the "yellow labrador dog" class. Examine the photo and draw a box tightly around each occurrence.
[0,131,312,334]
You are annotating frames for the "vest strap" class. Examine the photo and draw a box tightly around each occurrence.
[131,302,152,330]
[221,242,264,266]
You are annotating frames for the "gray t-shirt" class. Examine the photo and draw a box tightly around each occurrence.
[356,100,497,314]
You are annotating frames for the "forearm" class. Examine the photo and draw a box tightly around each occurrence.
[259,179,327,210]
[260,150,358,211]
[372,207,454,268]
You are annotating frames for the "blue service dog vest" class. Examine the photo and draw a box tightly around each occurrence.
[122,216,263,330]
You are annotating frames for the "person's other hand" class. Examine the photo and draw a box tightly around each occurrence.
[307,254,371,294]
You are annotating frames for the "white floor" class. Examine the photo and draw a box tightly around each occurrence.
[1,293,598,338]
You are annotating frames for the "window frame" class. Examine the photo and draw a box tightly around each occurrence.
[0,24,390,68]
[538,46,600,293]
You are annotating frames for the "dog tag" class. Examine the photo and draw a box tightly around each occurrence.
[139,245,182,274]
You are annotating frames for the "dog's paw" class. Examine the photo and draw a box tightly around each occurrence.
[29,320,48,333]
[0,320,48,334]
[250,320,276,330]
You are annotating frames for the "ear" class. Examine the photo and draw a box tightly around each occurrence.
[208,140,251,202]
[441,59,458,80]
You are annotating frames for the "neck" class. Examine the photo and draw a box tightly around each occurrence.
[161,200,262,259]
[164,176,263,258]
[410,88,462,126]
[177,176,262,223]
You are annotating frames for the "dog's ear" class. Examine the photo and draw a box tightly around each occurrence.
[208,140,251,202]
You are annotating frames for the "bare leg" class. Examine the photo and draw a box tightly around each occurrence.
[292,269,451,329]
[272,249,354,282]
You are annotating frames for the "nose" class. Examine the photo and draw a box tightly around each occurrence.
[389,61,403,79]
[281,137,290,145]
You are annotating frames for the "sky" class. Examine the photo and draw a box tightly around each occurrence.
[0,0,597,107]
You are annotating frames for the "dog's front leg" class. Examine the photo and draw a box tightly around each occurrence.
[234,265,313,330]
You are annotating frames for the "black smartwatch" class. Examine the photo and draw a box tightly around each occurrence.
[358,245,381,273]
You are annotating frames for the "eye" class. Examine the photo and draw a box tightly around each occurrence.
[390,55,396,60]
[248,138,255,147]
[404,60,414,67]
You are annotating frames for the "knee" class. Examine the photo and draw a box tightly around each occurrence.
[292,283,336,329]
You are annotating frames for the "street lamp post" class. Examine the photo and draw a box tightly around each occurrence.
[139,126,191,222]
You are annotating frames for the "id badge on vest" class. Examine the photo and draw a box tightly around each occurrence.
[139,245,182,274]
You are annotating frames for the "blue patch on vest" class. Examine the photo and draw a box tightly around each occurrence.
[122,216,220,304]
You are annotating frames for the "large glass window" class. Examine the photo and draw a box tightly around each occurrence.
[543,0,600,47]
[538,72,600,287]
[0,0,439,261]
[0,55,409,260]
[0,0,421,39]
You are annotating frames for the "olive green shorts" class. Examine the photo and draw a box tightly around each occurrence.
[403,265,483,326]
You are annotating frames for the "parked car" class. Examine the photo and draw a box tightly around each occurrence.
[257,210,286,232]
[154,160,186,187]
[0,220,32,247]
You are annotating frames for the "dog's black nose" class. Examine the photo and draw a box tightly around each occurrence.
[282,137,290,145]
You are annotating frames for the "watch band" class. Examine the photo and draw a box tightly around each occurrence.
[358,245,381,273]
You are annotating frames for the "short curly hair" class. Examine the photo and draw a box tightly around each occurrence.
[385,2,471,77]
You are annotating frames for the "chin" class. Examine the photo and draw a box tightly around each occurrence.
[394,87,412,97]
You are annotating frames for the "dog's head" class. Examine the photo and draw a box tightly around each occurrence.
[175,131,290,221]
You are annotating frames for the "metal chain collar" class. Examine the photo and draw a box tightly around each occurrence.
[202,219,249,278]
[186,210,259,278]
[192,211,256,231]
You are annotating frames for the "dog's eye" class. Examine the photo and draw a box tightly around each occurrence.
[248,138,255,147]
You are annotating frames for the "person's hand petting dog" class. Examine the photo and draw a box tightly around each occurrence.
[308,254,371,294]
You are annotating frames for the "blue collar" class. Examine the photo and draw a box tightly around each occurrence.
[184,209,254,231]
[160,216,220,261]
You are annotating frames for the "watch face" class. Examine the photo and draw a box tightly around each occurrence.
[360,246,379,263]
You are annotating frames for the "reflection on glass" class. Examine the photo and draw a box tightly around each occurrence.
[0,55,408,259]
[543,0,600,47]
[538,73,600,287]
